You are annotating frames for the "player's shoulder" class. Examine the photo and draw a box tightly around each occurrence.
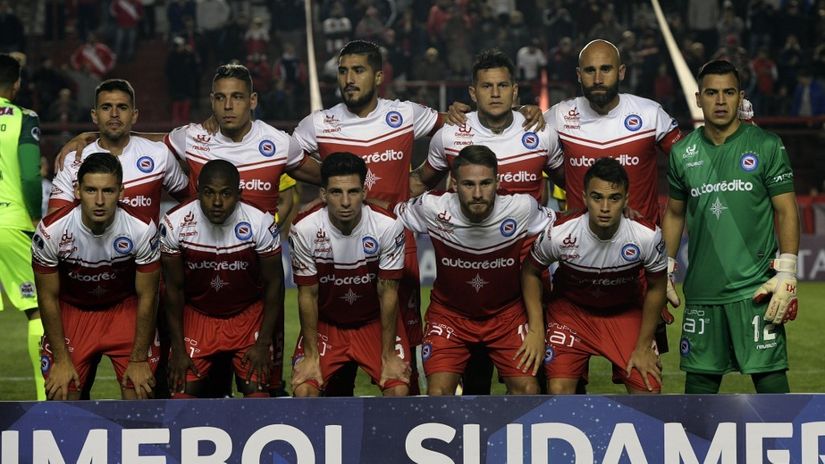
[365,202,396,220]
[620,93,664,112]
[626,215,658,233]
[553,209,586,228]
[292,202,326,227]
[131,135,170,152]
[118,203,156,227]
[21,107,39,119]
[741,123,781,144]
[41,203,75,229]
[670,130,702,156]
[164,197,198,220]
[237,199,271,220]
[253,119,289,139]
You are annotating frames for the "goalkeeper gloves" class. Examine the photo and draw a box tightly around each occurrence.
[752,253,798,324]
[666,257,681,308]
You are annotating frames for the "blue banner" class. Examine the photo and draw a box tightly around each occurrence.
[2,395,824,463]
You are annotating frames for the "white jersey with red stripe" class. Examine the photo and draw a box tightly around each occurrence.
[32,204,160,309]
[395,191,553,319]
[544,94,681,221]
[292,98,440,205]
[164,120,306,215]
[426,111,563,200]
[160,199,280,316]
[49,137,188,220]
[528,212,666,310]
[289,204,406,327]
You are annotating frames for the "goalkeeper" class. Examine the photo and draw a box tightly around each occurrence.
[662,60,799,394]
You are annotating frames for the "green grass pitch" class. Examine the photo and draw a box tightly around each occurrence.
[1,283,822,399]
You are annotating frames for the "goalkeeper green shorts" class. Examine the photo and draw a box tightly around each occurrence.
[678,298,788,375]
[0,228,38,311]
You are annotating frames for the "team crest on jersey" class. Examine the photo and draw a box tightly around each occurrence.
[421,343,432,362]
[136,156,155,173]
[500,218,517,237]
[268,221,279,238]
[543,345,555,364]
[740,153,758,172]
[20,282,35,298]
[623,114,643,132]
[235,222,253,240]
[33,234,45,249]
[258,140,276,157]
[621,243,641,262]
[362,236,378,255]
[40,355,50,374]
[113,236,134,254]
[385,111,403,128]
[522,132,539,149]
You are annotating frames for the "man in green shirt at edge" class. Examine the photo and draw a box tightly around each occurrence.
[0,53,45,400]
[663,60,800,394]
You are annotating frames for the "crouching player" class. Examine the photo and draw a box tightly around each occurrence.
[522,158,666,394]
[395,145,554,395]
[160,160,283,398]
[34,153,161,400]
[290,153,410,397]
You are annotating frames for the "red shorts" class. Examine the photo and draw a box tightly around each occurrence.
[41,297,161,392]
[291,317,410,391]
[400,232,423,347]
[180,301,270,384]
[543,298,660,392]
[421,300,530,378]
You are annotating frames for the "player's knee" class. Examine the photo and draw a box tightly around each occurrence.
[507,377,540,395]
[382,384,410,397]
[293,383,320,397]
[548,379,577,395]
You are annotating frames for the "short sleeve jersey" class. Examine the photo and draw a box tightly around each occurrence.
[32,205,160,308]
[395,192,553,319]
[292,98,439,205]
[160,199,280,315]
[289,204,406,327]
[49,137,188,220]
[426,111,563,201]
[165,120,306,214]
[667,124,795,304]
[0,98,40,231]
[545,94,681,221]
[529,212,666,310]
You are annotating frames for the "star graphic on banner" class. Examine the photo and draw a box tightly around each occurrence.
[210,275,228,292]
[364,169,381,190]
[89,285,107,298]
[710,197,728,219]
[340,288,361,305]
[467,273,489,293]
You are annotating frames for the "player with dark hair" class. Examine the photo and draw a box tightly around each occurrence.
[290,152,410,397]
[0,53,44,400]
[396,145,554,395]
[160,159,283,398]
[663,60,799,394]
[34,153,161,400]
[523,157,666,394]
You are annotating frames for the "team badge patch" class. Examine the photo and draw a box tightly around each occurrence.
[521,132,539,149]
[136,156,155,173]
[268,221,279,238]
[40,355,50,374]
[500,218,517,237]
[31,126,41,142]
[159,223,167,237]
[421,343,432,362]
[362,236,378,255]
[740,153,758,172]
[385,111,403,128]
[621,243,641,262]
[679,337,691,356]
[33,234,44,249]
[543,345,555,364]
[258,140,276,157]
[624,114,643,132]
[235,222,253,240]
[113,236,134,254]
[20,282,35,298]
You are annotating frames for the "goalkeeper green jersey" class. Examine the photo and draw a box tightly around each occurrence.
[668,123,795,305]
[0,96,41,231]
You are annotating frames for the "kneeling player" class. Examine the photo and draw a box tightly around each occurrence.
[395,145,554,395]
[290,153,410,397]
[522,158,665,394]
[34,153,161,400]
[160,160,283,398]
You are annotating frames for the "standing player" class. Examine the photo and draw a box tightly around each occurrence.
[0,53,44,400]
[663,60,799,394]
[161,160,283,398]
[395,146,554,395]
[34,153,161,400]
[523,158,666,394]
[290,153,410,397]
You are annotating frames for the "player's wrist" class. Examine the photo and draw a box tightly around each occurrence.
[773,253,797,277]
[667,257,677,274]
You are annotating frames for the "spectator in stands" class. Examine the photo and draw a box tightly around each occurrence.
[684,41,707,76]
[323,2,352,57]
[62,63,99,114]
[747,0,775,52]
[167,0,196,39]
[653,63,676,115]
[165,36,199,124]
[635,31,661,96]
[547,36,577,98]
[75,0,100,42]
[750,47,778,114]
[543,8,576,54]
[45,88,82,123]
[217,14,247,64]
[473,3,501,52]
[70,33,116,80]
[0,1,24,53]
[712,34,749,77]
[716,1,745,47]
[791,68,825,117]
[382,29,408,80]
[517,38,547,105]
[588,6,624,45]
[427,0,451,48]
[412,47,449,83]
[777,1,812,51]
[111,0,144,62]
[688,0,719,53]
[273,43,307,119]
[244,16,269,56]
[246,52,271,117]
[196,0,230,66]
[506,10,530,55]
[354,5,385,43]
[32,57,71,114]
[777,34,804,94]
[139,0,157,39]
